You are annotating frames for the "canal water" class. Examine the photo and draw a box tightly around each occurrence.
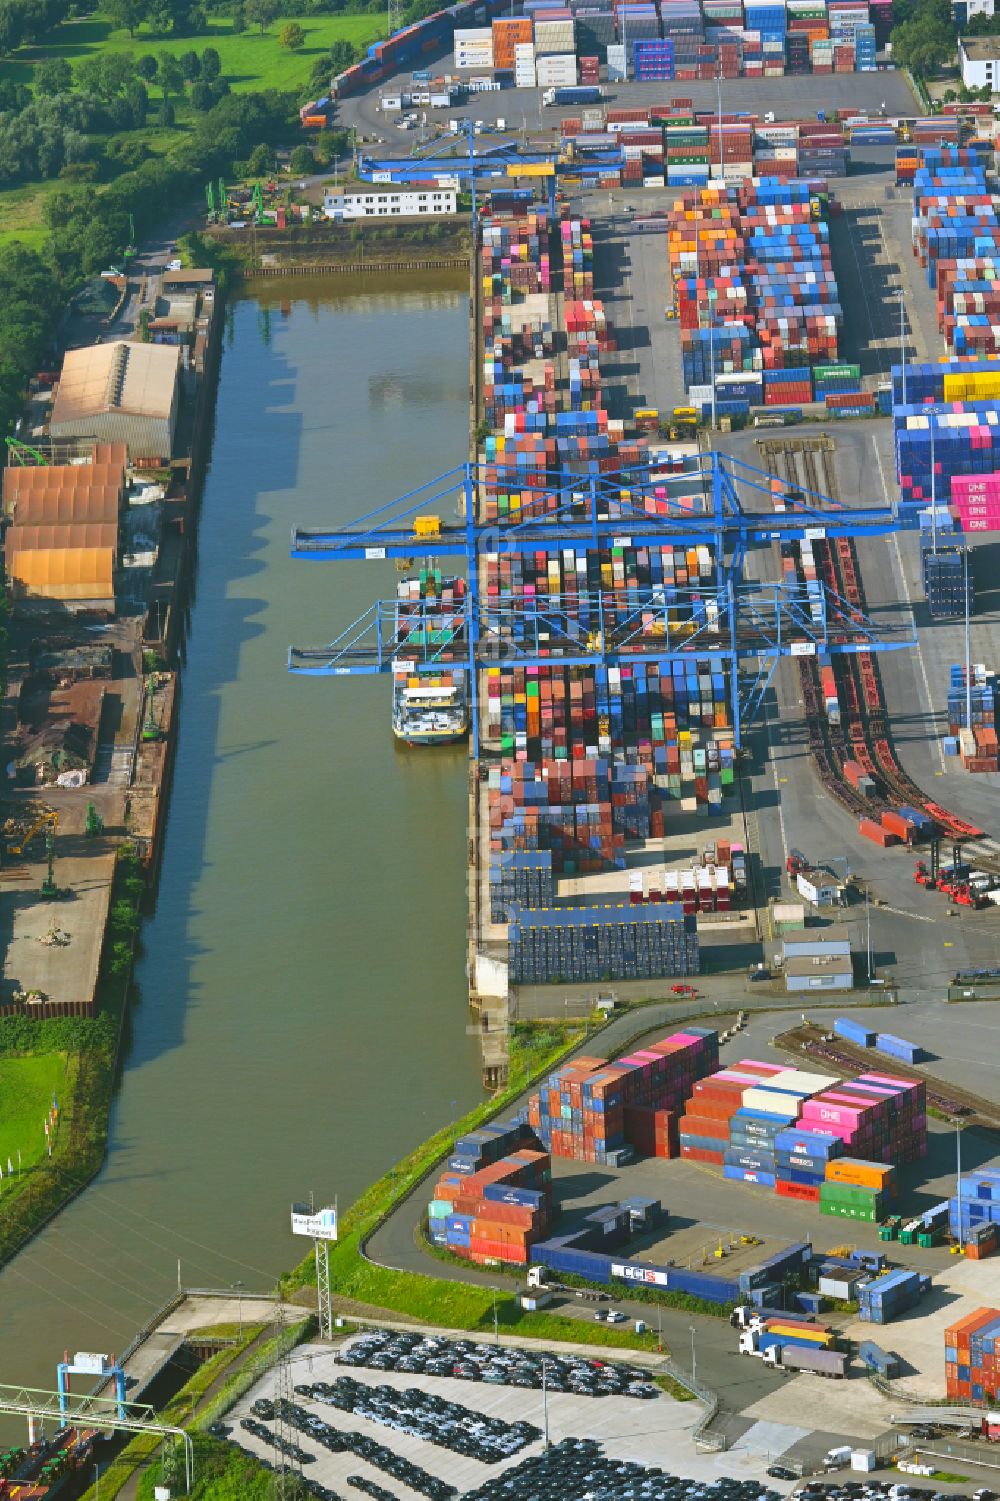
[0,272,482,1389]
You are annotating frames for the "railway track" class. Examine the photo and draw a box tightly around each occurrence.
[758,438,982,843]
[775,1023,1000,1127]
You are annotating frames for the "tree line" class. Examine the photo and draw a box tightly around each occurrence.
[0,85,292,437]
[0,44,235,185]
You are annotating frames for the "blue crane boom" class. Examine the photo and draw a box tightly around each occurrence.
[287,451,911,752]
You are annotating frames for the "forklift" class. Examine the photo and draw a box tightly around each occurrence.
[916,838,990,908]
[914,836,960,890]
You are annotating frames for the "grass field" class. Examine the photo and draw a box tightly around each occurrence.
[0,12,384,92]
[0,179,61,250]
[0,1053,70,1179]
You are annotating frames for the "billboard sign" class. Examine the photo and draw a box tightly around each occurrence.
[291,1204,338,1241]
[72,1352,112,1374]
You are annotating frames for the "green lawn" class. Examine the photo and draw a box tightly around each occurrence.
[0,1053,70,1180]
[1,12,384,93]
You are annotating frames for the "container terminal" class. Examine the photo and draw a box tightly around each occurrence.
[289,75,1000,1092]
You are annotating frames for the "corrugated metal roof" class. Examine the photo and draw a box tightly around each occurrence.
[10,546,115,600]
[5,463,124,498]
[6,523,119,555]
[50,341,179,426]
[161,268,214,283]
[4,485,122,526]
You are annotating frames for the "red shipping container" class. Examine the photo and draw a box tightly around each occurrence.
[775,1178,820,1203]
[881,810,915,842]
[859,817,897,847]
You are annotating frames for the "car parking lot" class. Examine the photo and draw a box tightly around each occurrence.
[224,1329,794,1497]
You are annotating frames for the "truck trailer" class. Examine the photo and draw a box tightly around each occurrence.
[542,86,604,106]
[762,1342,849,1378]
[739,1328,833,1355]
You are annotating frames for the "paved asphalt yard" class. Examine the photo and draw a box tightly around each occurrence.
[228,1334,788,1492]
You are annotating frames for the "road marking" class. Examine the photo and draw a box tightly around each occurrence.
[871,433,947,775]
[878,904,936,924]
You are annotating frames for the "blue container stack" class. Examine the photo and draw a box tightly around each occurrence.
[922,542,973,619]
[618,1,661,37]
[947,666,997,730]
[874,1032,925,1065]
[743,0,785,38]
[632,36,674,76]
[833,1016,876,1048]
[681,325,756,387]
[774,1127,843,1192]
[489,850,554,923]
[858,1268,924,1325]
[508,901,700,984]
[854,22,876,67]
[949,1168,1000,1238]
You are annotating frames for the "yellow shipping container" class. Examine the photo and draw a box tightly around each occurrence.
[943,371,1000,401]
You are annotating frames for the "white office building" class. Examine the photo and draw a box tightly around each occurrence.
[323,186,458,221]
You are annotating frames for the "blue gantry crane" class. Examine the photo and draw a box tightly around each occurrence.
[288,450,913,754]
[356,121,624,225]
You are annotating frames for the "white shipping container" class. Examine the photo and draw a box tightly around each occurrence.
[767,1069,840,1095]
[535,54,577,82]
[819,1272,861,1299]
[741,1087,802,1119]
[607,42,627,79]
[535,19,575,53]
[455,48,494,68]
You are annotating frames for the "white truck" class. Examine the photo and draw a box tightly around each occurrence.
[527,1265,609,1300]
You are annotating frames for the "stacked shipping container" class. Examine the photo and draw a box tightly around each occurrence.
[527,1027,719,1161]
[428,1119,553,1266]
[675,1061,925,1207]
[945,1307,1000,1404]
[667,179,842,405]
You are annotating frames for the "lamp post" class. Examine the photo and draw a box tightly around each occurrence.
[865,886,872,983]
[930,422,937,555]
[689,1325,697,1389]
[965,549,973,738]
[232,1281,245,1341]
[542,1358,550,1449]
[957,1125,964,1249]
[708,287,718,431]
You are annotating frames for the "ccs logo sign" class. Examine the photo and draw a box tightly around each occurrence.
[612,1264,669,1287]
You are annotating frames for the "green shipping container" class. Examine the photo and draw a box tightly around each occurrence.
[819,1200,880,1223]
[819,1181,881,1205]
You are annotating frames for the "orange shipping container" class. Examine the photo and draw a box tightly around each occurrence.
[825,1159,896,1191]
[945,1307,1000,1344]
